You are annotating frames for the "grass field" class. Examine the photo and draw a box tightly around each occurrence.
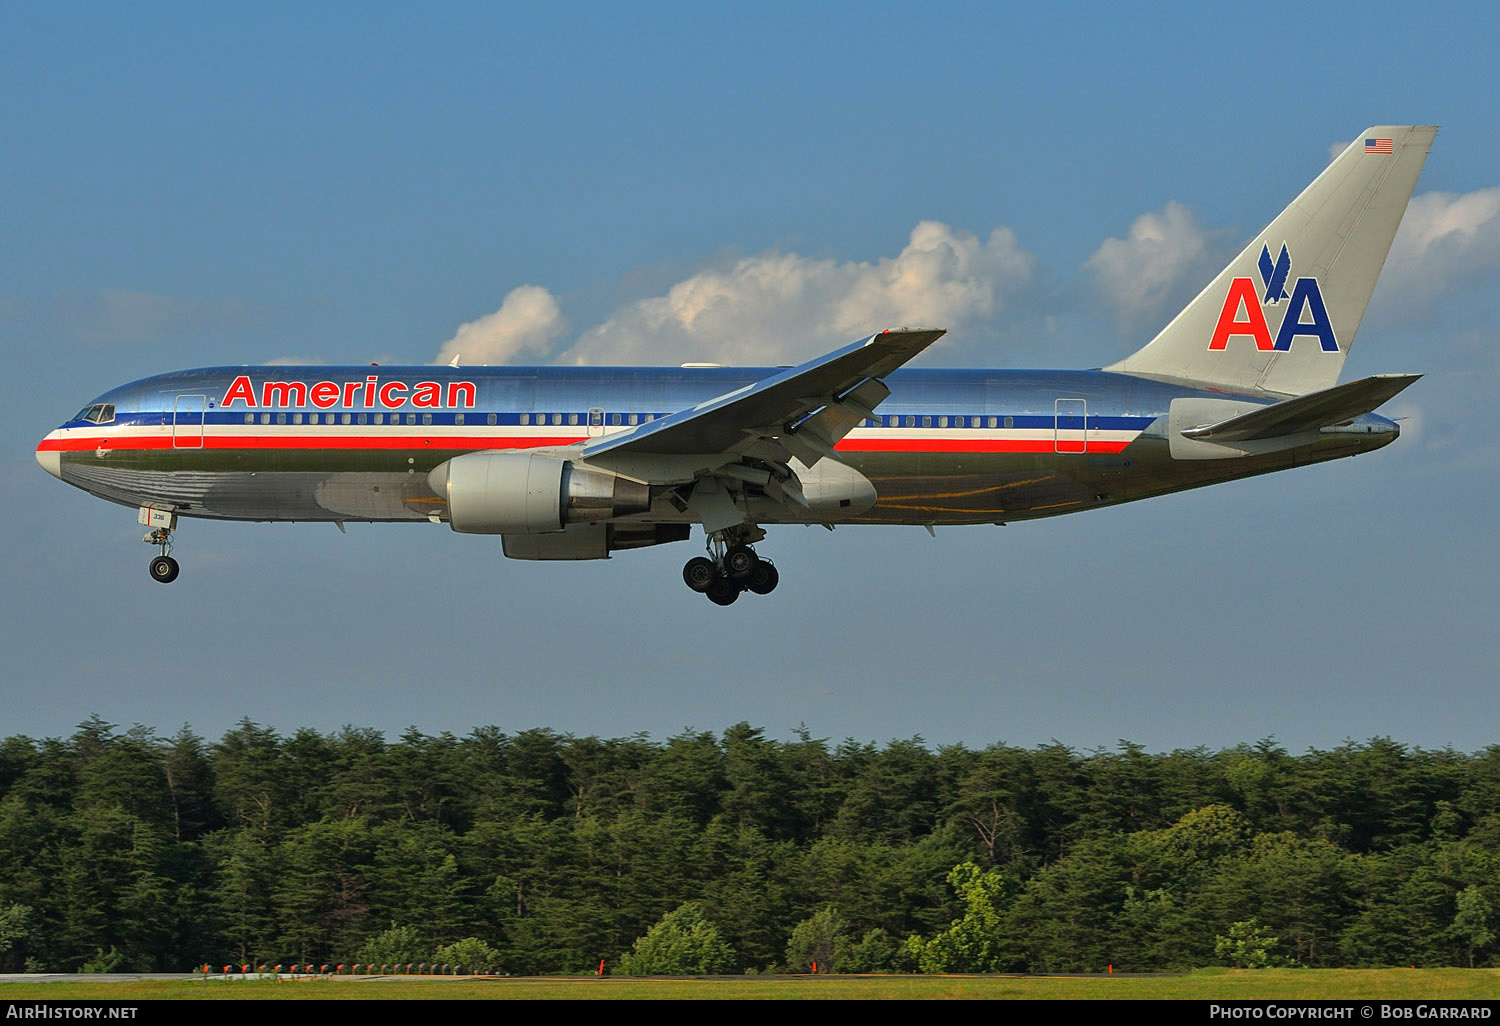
[1,969,1498,1000]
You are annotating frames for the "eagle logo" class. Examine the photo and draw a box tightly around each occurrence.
[1258,243,1291,305]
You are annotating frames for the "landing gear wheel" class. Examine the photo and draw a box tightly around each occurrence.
[149,555,180,584]
[746,560,779,595]
[724,544,757,581]
[705,575,741,606]
[683,556,716,593]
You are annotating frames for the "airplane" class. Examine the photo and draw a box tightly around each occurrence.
[36,125,1435,606]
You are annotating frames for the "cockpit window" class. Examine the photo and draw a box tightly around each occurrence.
[72,404,116,424]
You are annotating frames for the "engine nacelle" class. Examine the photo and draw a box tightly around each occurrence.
[429,453,651,534]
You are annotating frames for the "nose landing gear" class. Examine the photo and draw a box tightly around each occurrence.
[681,529,779,605]
[140,506,180,584]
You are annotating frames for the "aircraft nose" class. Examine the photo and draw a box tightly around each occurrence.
[36,441,62,480]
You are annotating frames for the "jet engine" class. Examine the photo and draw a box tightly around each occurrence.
[428,452,651,534]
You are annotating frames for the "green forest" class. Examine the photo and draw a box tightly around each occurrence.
[0,717,1495,975]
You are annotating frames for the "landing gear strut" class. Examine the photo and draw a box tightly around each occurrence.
[681,528,779,605]
[144,526,179,584]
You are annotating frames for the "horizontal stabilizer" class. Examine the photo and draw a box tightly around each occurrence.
[1182,373,1421,441]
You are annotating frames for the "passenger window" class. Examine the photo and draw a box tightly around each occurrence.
[520,413,530,425]
[244,413,255,425]
[938,416,948,428]
[1004,416,1013,428]
[372,413,383,425]
[568,413,578,426]
[261,413,271,425]
[455,413,464,425]
[276,413,287,425]
[341,413,351,425]
[293,413,304,425]
[406,413,417,425]
[357,413,367,425]
[551,413,562,426]
[487,413,497,426]
[988,416,999,428]
[628,413,638,426]
[422,413,432,425]
[610,413,621,426]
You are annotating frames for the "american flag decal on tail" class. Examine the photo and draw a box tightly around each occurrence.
[1365,137,1394,154]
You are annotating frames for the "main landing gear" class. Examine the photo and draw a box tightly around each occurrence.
[682,532,780,606]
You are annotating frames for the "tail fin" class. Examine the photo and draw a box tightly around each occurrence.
[1104,125,1436,395]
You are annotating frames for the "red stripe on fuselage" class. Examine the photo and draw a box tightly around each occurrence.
[40,433,1134,455]
[38,434,589,451]
[836,438,1132,454]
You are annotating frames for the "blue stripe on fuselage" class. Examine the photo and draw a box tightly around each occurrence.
[61,366,1282,429]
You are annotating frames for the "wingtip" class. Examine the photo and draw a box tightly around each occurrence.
[876,326,948,337]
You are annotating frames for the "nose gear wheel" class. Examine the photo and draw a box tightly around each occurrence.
[143,524,180,584]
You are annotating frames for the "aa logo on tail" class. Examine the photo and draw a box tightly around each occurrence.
[1208,243,1339,353]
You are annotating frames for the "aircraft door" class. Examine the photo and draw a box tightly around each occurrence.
[173,394,207,448]
[587,407,605,437]
[1054,398,1086,453]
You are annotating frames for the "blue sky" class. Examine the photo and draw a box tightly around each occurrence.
[4,2,1498,753]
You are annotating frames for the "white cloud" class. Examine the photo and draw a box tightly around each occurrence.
[1084,201,1220,331]
[435,284,566,365]
[556,221,1036,366]
[430,182,1500,372]
[1380,187,1500,305]
[1328,139,1350,163]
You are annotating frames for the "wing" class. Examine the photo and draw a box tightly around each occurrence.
[582,327,944,464]
[578,327,944,532]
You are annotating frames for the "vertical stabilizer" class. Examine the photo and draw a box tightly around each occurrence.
[1104,126,1435,395]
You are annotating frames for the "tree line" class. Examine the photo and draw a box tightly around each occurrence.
[0,717,1494,974]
